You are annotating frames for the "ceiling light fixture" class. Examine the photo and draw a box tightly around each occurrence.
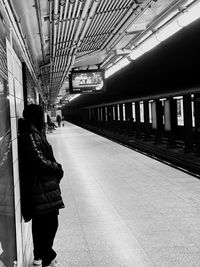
[105,0,200,79]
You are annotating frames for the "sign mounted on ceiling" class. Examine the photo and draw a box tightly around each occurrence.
[69,69,106,94]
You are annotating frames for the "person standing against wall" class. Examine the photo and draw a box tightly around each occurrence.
[18,104,65,267]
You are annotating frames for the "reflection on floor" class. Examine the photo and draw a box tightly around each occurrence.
[46,122,200,267]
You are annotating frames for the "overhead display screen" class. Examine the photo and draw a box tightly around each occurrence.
[69,69,106,94]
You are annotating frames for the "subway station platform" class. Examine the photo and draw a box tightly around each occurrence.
[47,122,200,267]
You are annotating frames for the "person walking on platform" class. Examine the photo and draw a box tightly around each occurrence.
[56,115,61,127]
[18,104,65,267]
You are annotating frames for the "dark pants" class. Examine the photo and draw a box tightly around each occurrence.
[0,215,17,266]
[32,211,58,266]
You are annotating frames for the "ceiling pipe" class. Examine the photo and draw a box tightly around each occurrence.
[77,0,101,45]
[89,9,112,36]
[49,0,53,89]
[54,0,102,100]
[58,1,83,72]
[98,0,111,13]
[34,0,45,63]
[53,2,65,74]
[102,0,154,50]
[100,53,115,67]
[53,53,75,101]
[52,0,84,101]
[101,0,113,14]
[73,0,91,42]
[57,0,91,75]
[118,0,131,9]
[59,0,69,47]
[56,4,64,52]
[53,0,69,75]
[110,3,157,49]
[57,1,83,74]
[125,0,186,49]
[61,1,74,51]
[86,12,101,36]
[75,47,103,62]
[113,0,123,10]
[100,9,124,35]
[89,5,127,40]
[107,0,117,10]
[52,0,59,58]
[70,0,100,54]
[106,9,126,33]
[65,2,77,44]
[96,0,106,13]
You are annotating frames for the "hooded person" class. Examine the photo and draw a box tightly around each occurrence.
[18,104,64,267]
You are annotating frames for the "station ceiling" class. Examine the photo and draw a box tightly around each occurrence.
[70,17,200,107]
[5,0,200,106]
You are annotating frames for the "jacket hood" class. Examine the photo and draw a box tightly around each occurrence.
[23,104,44,132]
[18,118,39,135]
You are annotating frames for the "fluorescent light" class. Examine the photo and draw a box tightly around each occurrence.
[173,96,183,99]
[105,58,130,78]
[135,31,152,45]
[156,20,181,42]
[69,94,81,102]
[118,58,130,68]
[129,47,145,60]
[155,10,179,30]
[177,2,200,27]
[106,0,200,80]
[140,35,160,52]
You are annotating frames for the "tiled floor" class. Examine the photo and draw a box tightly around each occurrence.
[48,122,200,267]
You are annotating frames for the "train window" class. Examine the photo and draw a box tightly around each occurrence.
[89,108,92,120]
[140,101,144,122]
[123,104,126,121]
[100,107,103,121]
[132,102,136,121]
[176,97,184,126]
[113,106,115,120]
[160,99,165,124]
[149,101,152,123]
[191,95,195,127]
[117,104,120,120]
[98,108,100,120]
[105,106,108,121]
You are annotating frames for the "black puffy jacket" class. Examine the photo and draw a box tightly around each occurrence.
[18,119,65,222]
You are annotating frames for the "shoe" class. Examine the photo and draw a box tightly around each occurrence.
[33,258,42,266]
[45,259,60,267]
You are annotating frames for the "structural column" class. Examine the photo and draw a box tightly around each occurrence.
[194,93,200,154]
[125,102,134,137]
[114,105,118,121]
[152,100,163,143]
[183,94,193,152]
[125,102,132,121]
[102,106,106,123]
[107,105,113,122]
[119,104,123,121]
[135,101,141,138]
[143,100,151,140]
[164,98,177,148]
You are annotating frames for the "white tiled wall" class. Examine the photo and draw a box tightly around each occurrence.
[6,39,33,267]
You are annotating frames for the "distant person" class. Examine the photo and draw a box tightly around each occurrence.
[56,115,61,127]
[47,114,57,130]
[18,104,65,267]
